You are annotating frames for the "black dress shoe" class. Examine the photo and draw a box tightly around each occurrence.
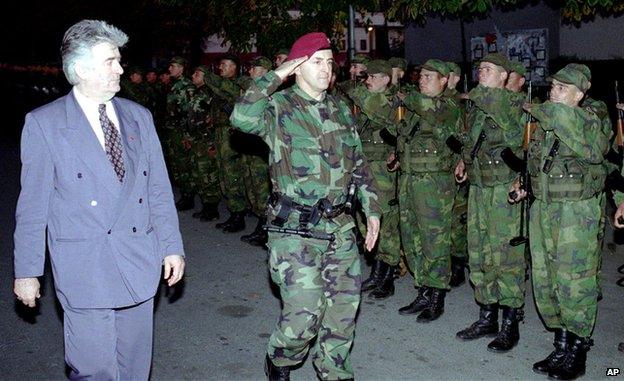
[398,287,431,315]
[456,304,498,341]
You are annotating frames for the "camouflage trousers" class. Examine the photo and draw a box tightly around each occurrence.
[399,172,454,290]
[191,135,221,204]
[467,183,526,308]
[165,129,195,195]
[451,183,468,259]
[596,192,606,297]
[243,153,270,217]
[267,229,361,380]
[530,197,601,338]
[357,161,401,266]
[215,125,247,213]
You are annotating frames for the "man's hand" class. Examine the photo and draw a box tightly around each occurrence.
[14,277,40,307]
[386,152,400,172]
[615,203,624,229]
[522,102,534,113]
[274,56,308,81]
[617,103,624,111]
[454,159,467,183]
[163,255,185,286]
[365,216,380,252]
[508,178,527,204]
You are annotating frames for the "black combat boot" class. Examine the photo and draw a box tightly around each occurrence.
[416,288,446,323]
[222,211,246,233]
[398,287,431,315]
[533,329,568,374]
[216,213,237,229]
[175,193,195,211]
[264,355,290,381]
[368,264,395,299]
[241,217,267,246]
[487,306,523,352]
[548,333,592,380]
[449,256,467,288]
[456,304,499,340]
[193,203,219,221]
[361,260,386,292]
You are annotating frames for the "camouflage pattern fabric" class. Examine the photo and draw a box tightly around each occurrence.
[395,90,463,289]
[230,71,381,380]
[165,76,195,193]
[120,80,151,107]
[461,85,526,307]
[348,85,401,266]
[243,152,270,216]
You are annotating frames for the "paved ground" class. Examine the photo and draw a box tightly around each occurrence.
[1,134,623,381]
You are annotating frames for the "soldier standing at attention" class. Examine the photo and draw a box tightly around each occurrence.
[231,32,381,381]
[165,56,196,211]
[188,65,221,222]
[454,53,526,352]
[511,65,607,380]
[393,59,462,322]
[347,60,401,299]
[505,61,527,93]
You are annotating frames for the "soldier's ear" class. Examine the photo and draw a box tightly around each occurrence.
[519,77,526,88]
[440,76,449,87]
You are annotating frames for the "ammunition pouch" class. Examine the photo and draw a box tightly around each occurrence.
[500,147,525,173]
[478,149,517,186]
[445,135,463,154]
[361,139,393,161]
[269,192,349,228]
[531,161,599,202]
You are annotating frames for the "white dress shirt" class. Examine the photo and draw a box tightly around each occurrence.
[73,87,121,150]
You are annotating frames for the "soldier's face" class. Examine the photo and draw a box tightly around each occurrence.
[447,72,460,90]
[146,72,157,83]
[350,63,366,78]
[249,66,268,79]
[129,72,142,84]
[419,69,447,97]
[294,49,333,94]
[159,73,170,84]
[219,59,237,78]
[275,54,288,67]
[169,63,184,78]
[478,62,507,88]
[549,79,584,107]
[192,69,205,87]
[76,42,123,101]
[505,72,526,92]
[365,73,390,93]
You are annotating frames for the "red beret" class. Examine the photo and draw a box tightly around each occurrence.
[286,32,332,61]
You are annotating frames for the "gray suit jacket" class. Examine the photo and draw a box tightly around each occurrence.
[13,91,184,309]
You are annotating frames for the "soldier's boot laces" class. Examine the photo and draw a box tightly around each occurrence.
[548,334,592,380]
[487,306,523,352]
[533,329,568,375]
[456,304,499,341]
[216,213,237,229]
[368,263,395,300]
[361,260,387,292]
[199,203,220,221]
[398,287,431,315]
[449,256,467,288]
[416,288,446,323]
[175,194,195,211]
[222,211,246,233]
[241,217,267,246]
[264,355,290,381]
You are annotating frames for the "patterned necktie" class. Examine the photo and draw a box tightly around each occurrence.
[98,104,125,182]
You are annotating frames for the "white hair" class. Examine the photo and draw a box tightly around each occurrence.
[61,19,128,85]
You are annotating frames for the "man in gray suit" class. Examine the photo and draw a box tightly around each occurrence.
[13,20,185,380]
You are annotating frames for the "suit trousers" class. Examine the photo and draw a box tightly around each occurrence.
[63,298,154,381]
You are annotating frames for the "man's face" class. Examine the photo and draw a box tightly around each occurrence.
[447,72,460,90]
[419,69,447,97]
[248,66,268,79]
[78,42,123,100]
[392,67,405,80]
[365,73,390,93]
[129,72,142,84]
[146,71,157,83]
[505,72,526,92]
[294,49,333,93]
[349,63,366,79]
[191,69,205,87]
[168,63,184,78]
[219,59,237,78]
[274,54,288,68]
[159,72,170,84]
[549,79,583,107]
[478,62,507,88]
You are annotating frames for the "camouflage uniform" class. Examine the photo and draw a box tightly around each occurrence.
[230,71,381,380]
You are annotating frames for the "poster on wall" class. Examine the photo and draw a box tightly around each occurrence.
[470,28,548,84]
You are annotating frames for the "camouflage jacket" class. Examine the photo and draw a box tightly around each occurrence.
[188,85,214,139]
[582,96,615,174]
[230,71,382,225]
[120,80,150,107]
[461,85,524,187]
[347,86,399,161]
[204,72,247,126]
[398,90,463,173]
[528,102,606,202]
[165,76,194,130]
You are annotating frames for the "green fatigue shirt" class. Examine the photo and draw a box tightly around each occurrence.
[528,102,607,202]
[204,72,247,124]
[188,85,215,140]
[399,90,463,173]
[347,86,398,162]
[165,76,194,130]
[460,85,525,187]
[120,80,150,107]
[581,97,615,186]
[230,71,382,229]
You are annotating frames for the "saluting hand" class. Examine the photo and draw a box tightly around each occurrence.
[274,56,308,81]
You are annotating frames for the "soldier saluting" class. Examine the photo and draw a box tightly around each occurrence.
[230,32,381,381]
